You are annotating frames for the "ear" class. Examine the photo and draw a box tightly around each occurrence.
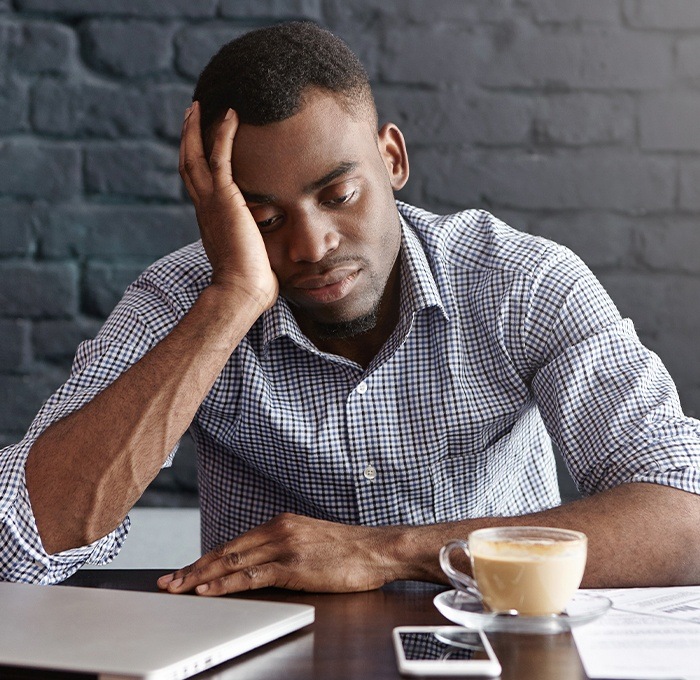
[377,123,409,191]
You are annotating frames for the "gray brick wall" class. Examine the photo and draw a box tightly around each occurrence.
[2,0,699,506]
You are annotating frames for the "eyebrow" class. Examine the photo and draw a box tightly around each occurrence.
[241,161,359,205]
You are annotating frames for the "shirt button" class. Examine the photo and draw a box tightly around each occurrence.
[356,381,368,395]
[363,464,377,481]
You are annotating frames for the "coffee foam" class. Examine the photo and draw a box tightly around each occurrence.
[474,537,585,559]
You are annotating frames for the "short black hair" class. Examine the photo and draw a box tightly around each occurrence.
[193,21,376,141]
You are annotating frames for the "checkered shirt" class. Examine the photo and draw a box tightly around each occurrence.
[2,202,700,584]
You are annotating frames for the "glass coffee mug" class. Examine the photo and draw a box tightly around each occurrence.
[439,526,587,616]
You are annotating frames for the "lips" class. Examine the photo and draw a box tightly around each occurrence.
[290,267,361,304]
[292,267,358,290]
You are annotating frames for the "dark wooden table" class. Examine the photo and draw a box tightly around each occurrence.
[33,569,587,680]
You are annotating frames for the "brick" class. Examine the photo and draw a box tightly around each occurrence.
[595,272,661,338]
[32,79,156,138]
[382,23,486,86]
[639,93,700,151]
[475,20,582,90]
[0,76,29,133]
[374,89,532,147]
[317,2,383,78]
[404,0,481,22]
[30,79,73,135]
[647,333,700,414]
[15,0,217,18]
[638,218,700,275]
[174,24,252,80]
[661,273,700,336]
[325,0,479,25]
[599,273,700,337]
[0,20,19,77]
[678,37,700,81]
[0,368,68,434]
[680,385,700,419]
[0,262,78,318]
[0,435,19,450]
[40,205,198,259]
[148,84,193,141]
[33,317,102,365]
[533,94,635,146]
[83,262,152,317]
[0,204,42,256]
[84,142,180,200]
[81,20,173,77]
[220,0,322,20]
[394,179,424,213]
[0,141,80,199]
[679,160,700,211]
[530,0,620,24]
[580,31,673,89]
[421,150,676,212]
[0,319,31,371]
[524,212,638,270]
[12,21,74,74]
[623,0,700,29]
[479,23,673,91]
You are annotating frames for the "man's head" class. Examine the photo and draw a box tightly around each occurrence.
[194,21,377,147]
[192,22,408,355]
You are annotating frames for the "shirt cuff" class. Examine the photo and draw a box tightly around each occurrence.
[1,482,130,584]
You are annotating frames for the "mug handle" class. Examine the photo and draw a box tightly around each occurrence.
[439,539,483,601]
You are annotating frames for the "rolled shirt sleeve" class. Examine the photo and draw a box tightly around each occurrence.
[522,247,700,498]
[0,283,182,583]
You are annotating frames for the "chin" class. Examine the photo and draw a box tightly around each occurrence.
[313,311,379,340]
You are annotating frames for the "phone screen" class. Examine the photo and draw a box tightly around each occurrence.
[398,631,490,662]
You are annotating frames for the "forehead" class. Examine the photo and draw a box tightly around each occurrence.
[231,91,378,194]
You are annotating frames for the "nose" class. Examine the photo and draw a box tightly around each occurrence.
[287,210,340,263]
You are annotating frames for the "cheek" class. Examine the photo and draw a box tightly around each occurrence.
[261,235,286,274]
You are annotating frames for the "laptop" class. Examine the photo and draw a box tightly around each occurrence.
[0,581,314,679]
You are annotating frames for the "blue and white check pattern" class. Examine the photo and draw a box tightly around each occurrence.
[2,202,700,584]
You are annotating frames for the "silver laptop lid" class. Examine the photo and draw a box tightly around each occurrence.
[0,581,314,679]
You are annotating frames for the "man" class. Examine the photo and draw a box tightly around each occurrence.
[2,22,699,593]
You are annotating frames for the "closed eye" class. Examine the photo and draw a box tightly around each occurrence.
[324,190,356,206]
[256,215,282,230]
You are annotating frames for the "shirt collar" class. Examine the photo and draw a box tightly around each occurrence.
[259,209,448,356]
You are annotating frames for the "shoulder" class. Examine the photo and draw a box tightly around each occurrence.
[397,201,579,280]
[127,241,211,310]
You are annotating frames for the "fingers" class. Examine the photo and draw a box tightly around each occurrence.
[158,540,281,595]
[178,105,196,199]
[208,108,239,191]
[196,562,282,596]
[179,102,240,203]
[156,515,386,598]
[179,102,209,202]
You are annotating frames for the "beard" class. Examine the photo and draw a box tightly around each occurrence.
[310,303,380,340]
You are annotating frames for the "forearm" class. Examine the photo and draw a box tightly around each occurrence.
[384,483,700,588]
[25,285,262,555]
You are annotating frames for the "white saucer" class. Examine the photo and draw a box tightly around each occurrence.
[434,590,612,635]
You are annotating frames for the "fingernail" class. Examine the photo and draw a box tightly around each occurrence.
[168,577,184,590]
[196,584,209,594]
[225,108,234,120]
[158,573,174,586]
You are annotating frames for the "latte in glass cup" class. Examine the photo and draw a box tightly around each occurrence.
[440,526,587,616]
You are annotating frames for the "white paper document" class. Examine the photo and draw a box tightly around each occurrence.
[572,587,700,680]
